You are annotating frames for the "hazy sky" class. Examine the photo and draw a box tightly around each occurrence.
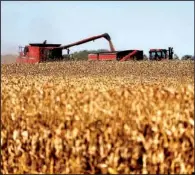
[1,1,194,57]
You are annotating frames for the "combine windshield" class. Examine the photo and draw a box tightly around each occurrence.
[150,50,167,60]
[150,51,161,59]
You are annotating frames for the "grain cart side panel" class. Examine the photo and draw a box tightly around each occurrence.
[88,54,98,60]
[118,50,144,61]
[99,53,116,60]
[88,50,144,61]
[88,53,116,60]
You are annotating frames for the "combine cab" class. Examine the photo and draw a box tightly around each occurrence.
[149,47,174,61]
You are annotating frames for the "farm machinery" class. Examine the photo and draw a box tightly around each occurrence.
[149,47,174,60]
[16,33,173,63]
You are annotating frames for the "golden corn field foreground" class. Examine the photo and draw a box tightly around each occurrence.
[1,60,194,174]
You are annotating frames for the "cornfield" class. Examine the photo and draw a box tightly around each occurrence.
[1,60,194,174]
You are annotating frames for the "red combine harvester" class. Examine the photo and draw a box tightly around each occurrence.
[17,43,62,63]
[16,33,144,63]
[149,47,174,61]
